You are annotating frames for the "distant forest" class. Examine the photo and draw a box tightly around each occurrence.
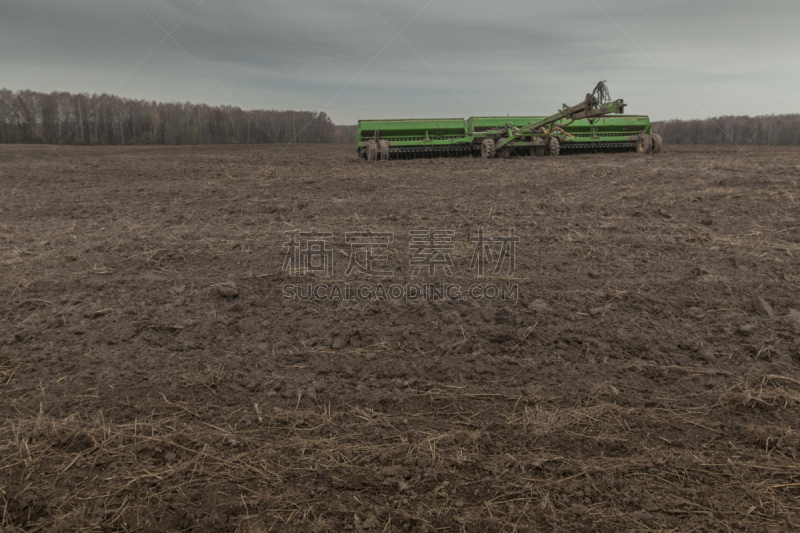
[652,115,800,146]
[0,89,357,145]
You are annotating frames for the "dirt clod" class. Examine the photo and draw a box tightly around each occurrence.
[216,281,239,298]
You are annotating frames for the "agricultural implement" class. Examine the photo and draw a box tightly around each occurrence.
[357,82,662,160]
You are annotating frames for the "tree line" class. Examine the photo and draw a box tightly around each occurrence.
[0,88,357,145]
[652,115,800,146]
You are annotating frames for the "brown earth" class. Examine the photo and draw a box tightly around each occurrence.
[1,143,799,532]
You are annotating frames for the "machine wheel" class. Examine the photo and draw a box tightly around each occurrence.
[532,146,546,156]
[366,140,378,161]
[549,137,560,156]
[499,146,512,159]
[651,134,663,154]
[379,139,390,161]
[636,134,652,154]
[481,138,496,159]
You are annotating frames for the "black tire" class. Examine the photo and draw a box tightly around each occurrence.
[367,140,378,161]
[499,146,512,159]
[651,133,663,154]
[636,134,652,154]
[481,138,496,159]
[532,146,545,157]
[379,139,390,161]
[549,137,560,156]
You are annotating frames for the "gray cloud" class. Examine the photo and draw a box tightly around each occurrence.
[2,0,798,124]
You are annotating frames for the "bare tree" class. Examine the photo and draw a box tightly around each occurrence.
[653,115,800,146]
[0,88,357,145]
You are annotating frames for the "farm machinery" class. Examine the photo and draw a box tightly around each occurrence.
[357,82,662,160]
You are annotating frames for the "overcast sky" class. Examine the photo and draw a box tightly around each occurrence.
[2,0,799,124]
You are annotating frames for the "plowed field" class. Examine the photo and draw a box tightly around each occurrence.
[1,144,799,532]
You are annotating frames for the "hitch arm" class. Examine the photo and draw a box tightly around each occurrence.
[523,98,626,133]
